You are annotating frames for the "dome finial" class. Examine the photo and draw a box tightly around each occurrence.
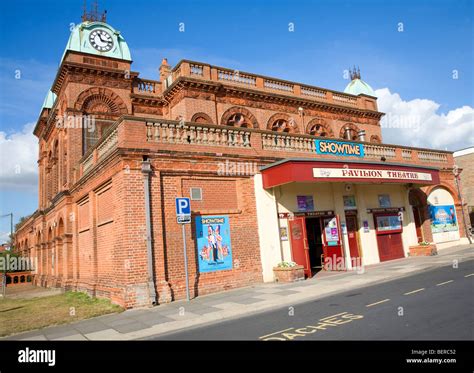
[349,66,361,81]
[82,0,107,23]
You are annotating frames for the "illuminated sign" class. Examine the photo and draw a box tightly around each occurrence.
[315,139,364,158]
[313,168,433,181]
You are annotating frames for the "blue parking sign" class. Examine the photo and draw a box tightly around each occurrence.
[176,197,191,224]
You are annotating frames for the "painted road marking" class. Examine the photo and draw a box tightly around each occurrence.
[404,288,425,295]
[259,328,295,340]
[465,273,474,278]
[259,312,364,341]
[319,312,349,320]
[436,280,454,286]
[366,299,390,307]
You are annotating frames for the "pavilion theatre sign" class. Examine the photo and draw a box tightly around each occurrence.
[315,139,364,158]
[312,167,433,182]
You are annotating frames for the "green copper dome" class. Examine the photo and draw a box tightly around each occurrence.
[344,78,376,97]
[61,21,131,62]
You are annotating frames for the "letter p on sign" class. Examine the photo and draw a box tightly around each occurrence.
[176,197,191,224]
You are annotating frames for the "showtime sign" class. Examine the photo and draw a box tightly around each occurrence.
[313,167,433,181]
[315,139,364,158]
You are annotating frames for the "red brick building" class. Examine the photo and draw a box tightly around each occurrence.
[14,13,469,308]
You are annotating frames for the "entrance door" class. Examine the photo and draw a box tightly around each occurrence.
[305,217,324,274]
[345,215,361,264]
[374,213,405,262]
[321,216,345,271]
[412,206,424,243]
[288,217,311,277]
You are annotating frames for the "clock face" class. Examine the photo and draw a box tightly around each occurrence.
[89,29,114,52]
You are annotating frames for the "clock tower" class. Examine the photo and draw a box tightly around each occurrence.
[35,5,135,210]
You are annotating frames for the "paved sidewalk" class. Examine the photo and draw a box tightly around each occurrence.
[4,244,473,341]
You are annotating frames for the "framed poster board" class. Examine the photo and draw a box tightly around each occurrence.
[195,215,233,272]
[374,214,402,234]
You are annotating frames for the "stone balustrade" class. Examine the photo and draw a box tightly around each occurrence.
[133,79,157,94]
[168,61,375,110]
[80,118,452,178]
[146,122,252,148]
[81,126,119,176]
[364,144,397,159]
[417,150,448,163]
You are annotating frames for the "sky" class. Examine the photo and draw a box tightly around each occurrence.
[0,0,473,241]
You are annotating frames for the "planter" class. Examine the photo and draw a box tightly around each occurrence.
[273,265,305,283]
[409,244,438,257]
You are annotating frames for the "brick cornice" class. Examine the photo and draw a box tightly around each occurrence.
[164,76,384,120]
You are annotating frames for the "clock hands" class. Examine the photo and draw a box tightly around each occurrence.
[89,30,113,51]
[97,33,109,43]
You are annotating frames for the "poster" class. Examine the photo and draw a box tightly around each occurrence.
[429,205,458,233]
[343,195,357,210]
[195,215,233,272]
[376,215,402,232]
[363,220,369,233]
[279,226,288,241]
[324,217,339,245]
[297,195,314,212]
[378,194,391,208]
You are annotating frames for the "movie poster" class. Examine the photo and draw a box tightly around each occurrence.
[195,215,233,272]
[297,195,314,212]
[429,205,458,233]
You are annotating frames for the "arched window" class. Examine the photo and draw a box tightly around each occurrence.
[221,107,259,128]
[227,113,249,127]
[271,119,291,132]
[306,119,334,137]
[191,113,213,124]
[340,123,360,141]
[75,88,127,155]
[267,113,298,133]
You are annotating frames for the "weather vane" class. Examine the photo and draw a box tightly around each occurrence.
[81,0,107,22]
[349,66,361,80]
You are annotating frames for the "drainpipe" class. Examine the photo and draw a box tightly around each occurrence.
[453,167,472,244]
[141,157,157,304]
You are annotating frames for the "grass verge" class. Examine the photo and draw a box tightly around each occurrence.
[0,291,123,337]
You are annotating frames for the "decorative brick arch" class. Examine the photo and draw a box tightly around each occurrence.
[370,135,381,143]
[36,230,42,246]
[339,123,360,140]
[425,184,460,205]
[74,87,127,115]
[220,106,259,128]
[47,226,54,242]
[191,112,213,124]
[267,113,299,133]
[56,217,65,238]
[306,118,334,137]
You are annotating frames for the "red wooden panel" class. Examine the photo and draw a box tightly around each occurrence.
[288,217,311,277]
[376,232,404,262]
[346,215,360,260]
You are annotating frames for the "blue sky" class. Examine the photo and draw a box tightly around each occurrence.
[0,0,473,240]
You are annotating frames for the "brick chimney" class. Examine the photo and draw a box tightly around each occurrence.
[159,58,171,82]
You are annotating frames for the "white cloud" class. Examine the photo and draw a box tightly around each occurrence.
[376,88,474,151]
[0,122,38,190]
